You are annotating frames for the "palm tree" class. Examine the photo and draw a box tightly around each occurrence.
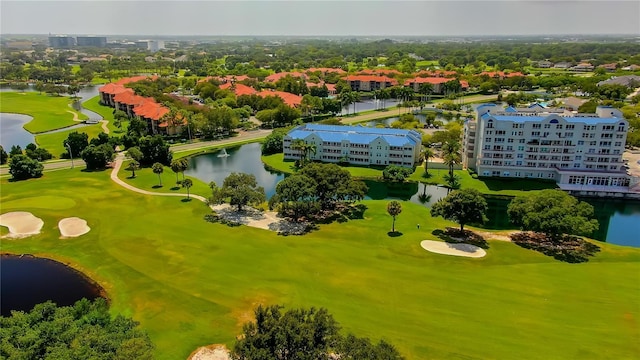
[152,162,164,186]
[170,158,189,183]
[387,200,402,233]
[419,83,433,103]
[182,178,193,199]
[442,141,462,178]
[290,139,306,164]
[126,160,140,178]
[421,147,435,176]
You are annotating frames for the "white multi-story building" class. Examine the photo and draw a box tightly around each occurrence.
[284,124,422,167]
[464,104,631,191]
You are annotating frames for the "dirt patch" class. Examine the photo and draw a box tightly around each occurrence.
[58,217,90,238]
[187,344,231,360]
[0,211,44,238]
[420,240,487,258]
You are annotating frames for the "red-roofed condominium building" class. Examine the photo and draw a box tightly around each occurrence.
[345,75,398,91]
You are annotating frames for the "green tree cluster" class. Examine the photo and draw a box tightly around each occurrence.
[233,305,403,360]
[507,189,599,241]
[210,172,266,211]
[269,163,368,220]
[382,165,414,182]
[0,299,154,360]
[8,154,44,180]
[430,188,488,231]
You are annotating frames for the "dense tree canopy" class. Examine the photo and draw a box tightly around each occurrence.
[299,163,368,209]
[8,154,44,180]
[507,189,599,241]
[382,165,414,182]
[81,144,115,170]
[211,172,266,211]
[0,299,154,360]
[430,188,488,231]
[138,135,172,166]
[63,131,89,159]
[233,305,403,360]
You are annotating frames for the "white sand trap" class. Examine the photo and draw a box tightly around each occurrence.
[420,240,486,258]
[188,345,230,360]
[0,211,44,238]
[58,217,91,237]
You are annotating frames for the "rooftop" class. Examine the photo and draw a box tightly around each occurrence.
[287,124,421,147]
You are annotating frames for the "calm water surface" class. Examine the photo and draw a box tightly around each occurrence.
[186,143,640,247]
[1,255,104,316]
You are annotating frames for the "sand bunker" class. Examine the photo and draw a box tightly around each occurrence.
[58,217,91,237]
[0,211,44,238]
[211,204,307,234]
[420,240,486,258]
[188,345,230,360]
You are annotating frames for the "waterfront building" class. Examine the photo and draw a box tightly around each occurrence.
[49,35,75,48]
[284,124,421,167]
[464,103,632,193]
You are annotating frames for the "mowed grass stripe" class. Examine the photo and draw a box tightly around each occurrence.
[0,168,638,359]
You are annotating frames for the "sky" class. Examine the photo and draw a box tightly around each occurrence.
[1,0,639,37]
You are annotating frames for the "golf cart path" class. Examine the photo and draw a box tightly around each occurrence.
[66,110,110,134]
[110,154,207,202]
[109,154,296,232]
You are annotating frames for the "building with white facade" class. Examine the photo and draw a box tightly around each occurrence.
[284,124,422,167]
[463,104,631,193]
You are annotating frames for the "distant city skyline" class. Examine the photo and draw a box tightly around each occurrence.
[1,1,639,37]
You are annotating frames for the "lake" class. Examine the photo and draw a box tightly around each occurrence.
[0,86,102,149]
[0,113,35,149]
[185,143,640,247]
[184,142,286,199]
[1,254,105,316]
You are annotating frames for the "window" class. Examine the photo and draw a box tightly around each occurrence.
[519,139,526,143]
[486,130,493,135]
[577,140,584,145]
[544,124,551,129]
[518,146,525,151]
[508,138,514,143]
[486,138,492,142]
[516,161,523,166]
[566,125,575,130]
[532,131,540,136]
[517,154,524,158]
[532,124,541,129]
[556,124,563,129]
[615,142,622,147]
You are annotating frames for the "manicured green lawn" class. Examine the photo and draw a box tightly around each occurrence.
[1,168,639,360]
[35,124,104,158]
[0,92,87,133]
[261,154,558,196]
[119,160,211,198]
[82,96,129,134]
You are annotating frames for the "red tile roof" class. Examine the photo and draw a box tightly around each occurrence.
[265,72,307,83]
[219,82,258,96]
[345,75,399,85]
[459,80,469,89]
[257,90,302,107]
[325,83,336,92]
[404,77,451,86]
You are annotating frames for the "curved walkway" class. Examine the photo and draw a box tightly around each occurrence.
[110,154,297,232]
[110,154,207,202]
[66,110,110,134]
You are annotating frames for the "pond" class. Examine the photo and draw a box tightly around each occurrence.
[184,142,285,199]
[185,143,640,247]
[0,113,35,149]
[339,99,401,115]
[0,86,102,149]
[1,254,105,316]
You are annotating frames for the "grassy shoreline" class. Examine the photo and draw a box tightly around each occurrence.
[1,167,638,360]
